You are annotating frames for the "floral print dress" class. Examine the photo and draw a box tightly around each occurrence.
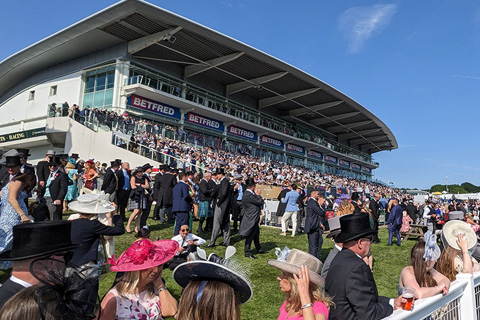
[109,288,162,320]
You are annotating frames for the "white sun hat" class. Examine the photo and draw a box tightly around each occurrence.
[68,191,115,214]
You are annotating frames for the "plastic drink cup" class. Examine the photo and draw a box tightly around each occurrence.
[402,287,415,311]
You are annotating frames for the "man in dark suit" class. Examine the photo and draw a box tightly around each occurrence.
[36,150,56,197]
[0,221,79,309]
[207,168,233,247]
[154,166,177,223]
[172,172,192,235]
[386,198,403,246]
[351,192,363,214]
[152,164,166,220]
[44,156,69,220]
[101,160,120,202]
[239,178,266,259]
[325,213,403,320]
[16,149,36,177]
[197,171,216,233]
[275,183,289,222]
[304,190,326,260]
[369,193,382,243]
[231,174,246,233]
[140,163,154,228]
[116,161,131,222]
[405,200,418,224]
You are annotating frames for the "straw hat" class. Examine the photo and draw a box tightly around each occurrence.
[441,220,477,251]
[109,239,178,272]
[268,248,324,286]
[68,192,115,214]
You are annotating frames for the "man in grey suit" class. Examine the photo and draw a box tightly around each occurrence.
[206,168,233,247]
[320,215,343,279]
[239,178,266,259]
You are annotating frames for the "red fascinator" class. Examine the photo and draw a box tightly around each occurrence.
[109,239,178,272]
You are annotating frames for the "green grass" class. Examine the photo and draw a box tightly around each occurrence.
[1,215,416,319]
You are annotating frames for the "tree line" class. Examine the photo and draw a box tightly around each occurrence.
[430,182,480,194]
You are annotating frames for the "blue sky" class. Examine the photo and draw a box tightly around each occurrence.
[1,0,479,189]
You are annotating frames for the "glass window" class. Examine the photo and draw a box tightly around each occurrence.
[85,76,95,93]
[50,86,57,96]
[29,91,35,100]
[106,71,115,89]
[93,91,105,108]
[104,89,113,107]
[96,74,106,91]
[83,93,93,109]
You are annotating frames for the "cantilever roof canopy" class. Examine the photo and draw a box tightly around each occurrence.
[0,0,397,154]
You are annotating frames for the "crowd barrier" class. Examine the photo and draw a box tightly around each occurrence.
[384,272,480,320]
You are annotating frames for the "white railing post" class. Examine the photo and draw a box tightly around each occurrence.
[457,273,477,320]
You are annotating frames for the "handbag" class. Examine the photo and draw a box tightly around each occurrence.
[84,179,94,190]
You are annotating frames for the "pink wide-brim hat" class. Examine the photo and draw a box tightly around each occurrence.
[109,239,178,272]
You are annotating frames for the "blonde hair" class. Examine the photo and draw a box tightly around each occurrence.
[65,162,75,169]
[176,281,240,320]
[437,246,459,282]
[337,199,354,216]
[114,270,156,299]
[283,273,334,315]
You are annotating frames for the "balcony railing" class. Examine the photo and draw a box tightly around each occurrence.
[126,64,376,165]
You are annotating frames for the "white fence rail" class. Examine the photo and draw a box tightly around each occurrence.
[384,272,480,320]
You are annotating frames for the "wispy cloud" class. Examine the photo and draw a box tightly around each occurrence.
[451,74,480,81]
[339,4,397,53]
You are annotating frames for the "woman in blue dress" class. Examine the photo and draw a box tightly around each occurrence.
[0,173,36,269]
[64,162,79,203]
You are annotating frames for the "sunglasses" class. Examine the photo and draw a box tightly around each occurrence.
[49,165,58,167]
[181,229,189,232]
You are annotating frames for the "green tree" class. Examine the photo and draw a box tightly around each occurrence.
[430,184,467,194]
[460,182,480,193]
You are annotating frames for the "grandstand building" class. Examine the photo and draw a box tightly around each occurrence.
[0,0,397,180]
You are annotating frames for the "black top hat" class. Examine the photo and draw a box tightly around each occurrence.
[47,156,62,166]
[115,159,122,164]
[57,153,69,159]
[71,153,80,159]
[213,168,225,175]
[16,148,30,157]
[110,160,120,167]
[159,164,168,171]
[5,156,21,167]
[0,221,79,261]
[351,192,361,202]
[336,213,375,243]
[142,163,153,171]
[245,178,256,187]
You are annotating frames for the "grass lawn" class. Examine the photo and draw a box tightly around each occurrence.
[1,215,416,319]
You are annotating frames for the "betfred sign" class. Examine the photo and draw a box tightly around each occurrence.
[228,125,257,141]
[307,150,323,160]
[324,155,338,164]
[260,135,284,148]
[127,95,181,119]
[186,112,224,131]
[339,159,350,168]
[352,163,362,171]
[286,143,305,154]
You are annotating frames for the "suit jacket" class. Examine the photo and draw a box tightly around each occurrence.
[276,188,289,217]
[155,173,177,207]
[47,171,69,201]
[239,190,264,237]
[215,177,233,213]
[387,204,403,226]
[325,248,393,320]
[304,198,325,234]
[0,167,9,189]
[101,168,118,194]
[320,245,340,279]
[198,178,215,202]
[0,278,27,309]
[172,181,192,212]
[369,199,381,220]
[405,204,418,222]
[36,160,50,185]
[152,172,163,201]
[116,169,131,192]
